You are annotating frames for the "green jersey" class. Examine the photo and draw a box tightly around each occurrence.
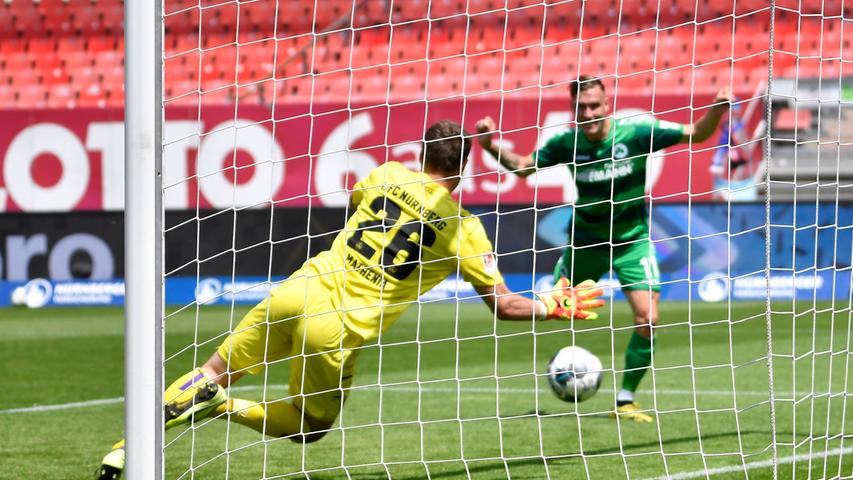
[533,117,684,246]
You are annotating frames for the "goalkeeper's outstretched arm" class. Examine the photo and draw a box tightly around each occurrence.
[475,278,605,321]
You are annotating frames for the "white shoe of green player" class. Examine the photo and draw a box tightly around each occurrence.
[96,445,124,480]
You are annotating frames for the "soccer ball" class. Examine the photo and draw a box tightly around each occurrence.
[546,346,603,402]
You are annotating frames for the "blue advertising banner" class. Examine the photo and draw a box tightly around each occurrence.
[1,203,851,308]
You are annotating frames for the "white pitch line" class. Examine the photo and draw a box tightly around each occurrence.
[0,397,125,414]
[645,446,853,480]
[0,384,812,415]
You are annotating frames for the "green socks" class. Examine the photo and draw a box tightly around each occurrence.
[621,331,654,394]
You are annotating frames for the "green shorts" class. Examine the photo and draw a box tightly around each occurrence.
[553,239,661,292]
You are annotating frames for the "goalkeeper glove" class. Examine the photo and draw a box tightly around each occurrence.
[536,278,605,320]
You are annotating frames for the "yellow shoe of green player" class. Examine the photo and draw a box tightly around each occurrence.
[611,402,653,423]
[164,368,227,429]
[95,440,125,480]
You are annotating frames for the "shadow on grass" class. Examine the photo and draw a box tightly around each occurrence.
[303,429,782,480]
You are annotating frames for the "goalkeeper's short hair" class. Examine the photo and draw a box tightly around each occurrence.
[421,120,472,176]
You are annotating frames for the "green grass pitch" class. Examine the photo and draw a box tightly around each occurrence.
[1,300,852,479]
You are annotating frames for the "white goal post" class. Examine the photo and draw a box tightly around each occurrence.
[124,0,163,478]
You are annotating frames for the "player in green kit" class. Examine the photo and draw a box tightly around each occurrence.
[476,75,732,422]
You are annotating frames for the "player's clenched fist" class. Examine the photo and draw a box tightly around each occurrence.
[475,116,497,149]
[712,86,733,110]
[537,278,605,321]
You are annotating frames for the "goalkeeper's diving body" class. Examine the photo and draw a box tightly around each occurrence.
[476,76,731,423]
[97,120,605,479]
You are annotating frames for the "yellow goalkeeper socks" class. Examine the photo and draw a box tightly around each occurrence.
[213,398,310,438]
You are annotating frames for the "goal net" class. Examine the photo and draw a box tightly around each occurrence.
[143,0,853,477]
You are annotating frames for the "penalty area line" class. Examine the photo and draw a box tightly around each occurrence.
[644,445,853,480]
[0,384,804,415]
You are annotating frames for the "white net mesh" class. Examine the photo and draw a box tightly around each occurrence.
[158,0,853,478]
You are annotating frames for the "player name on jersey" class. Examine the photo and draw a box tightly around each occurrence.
[378,184,450,231]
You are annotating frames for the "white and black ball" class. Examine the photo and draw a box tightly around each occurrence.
[546,346,603,402]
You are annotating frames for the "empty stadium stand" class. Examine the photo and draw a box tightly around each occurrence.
[0,0,849,108]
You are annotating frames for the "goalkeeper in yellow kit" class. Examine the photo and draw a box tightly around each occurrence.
[97,120,605,479]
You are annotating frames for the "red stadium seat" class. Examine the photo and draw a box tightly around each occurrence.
[43,8,73,36]
[276,75,313,102]
[0,38,27,55]
[474,53,504,79]
[77,83,104,108]
[88,36,117,53]
[617,31,655,75]
[430,0,464,19]
[501,68,534,92]
[690,65,725,95]
[102,66,125,89]
[94,51,123,70]
[71,67,99,89]
[655,33,692,70]
[541,43,580,87]
[172,34,201,55]
[391,77,426,102]
[0,5,16,37]
[165,54,198,86]
[425,72,461,100]
[353,73,390,104]
[165,8,200,36]
[818,29,844,59]
[106,84,125,107]
[102,4,124,33]
[164,0,192,15]
[199,2,237,38]
[3,53,32,72]
[56,37,86,55]
[42,66,72,86]
[73,7,104,36]
[29,38,57,55]
[724,64,751,95]
[431,56,466,81]
[166,80,199,102]
[9,67,41,87]
[14,9,46,37]
[46,84,77,109]
[0,84,15,108]
[238,1,276,36]
[199,84,235,105]
[392,0,428,22]
[615,72,653,96]
[17,85,48,108]
[467,26,506,56]
[62,51,92,73]
[654,68,691,95]
[427,28,465,60]
[390,27,427,64]
[30,52,62,71]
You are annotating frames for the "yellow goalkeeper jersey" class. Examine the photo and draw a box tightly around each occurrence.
[305,161,504,340]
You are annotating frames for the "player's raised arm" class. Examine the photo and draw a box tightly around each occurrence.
[475,116,537,177]
[473,279,605,321]
[679,86,733,144]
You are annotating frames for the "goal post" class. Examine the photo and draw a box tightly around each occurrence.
[124,0,164,478]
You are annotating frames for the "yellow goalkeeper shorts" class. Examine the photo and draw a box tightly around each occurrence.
[216,266,363,424]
